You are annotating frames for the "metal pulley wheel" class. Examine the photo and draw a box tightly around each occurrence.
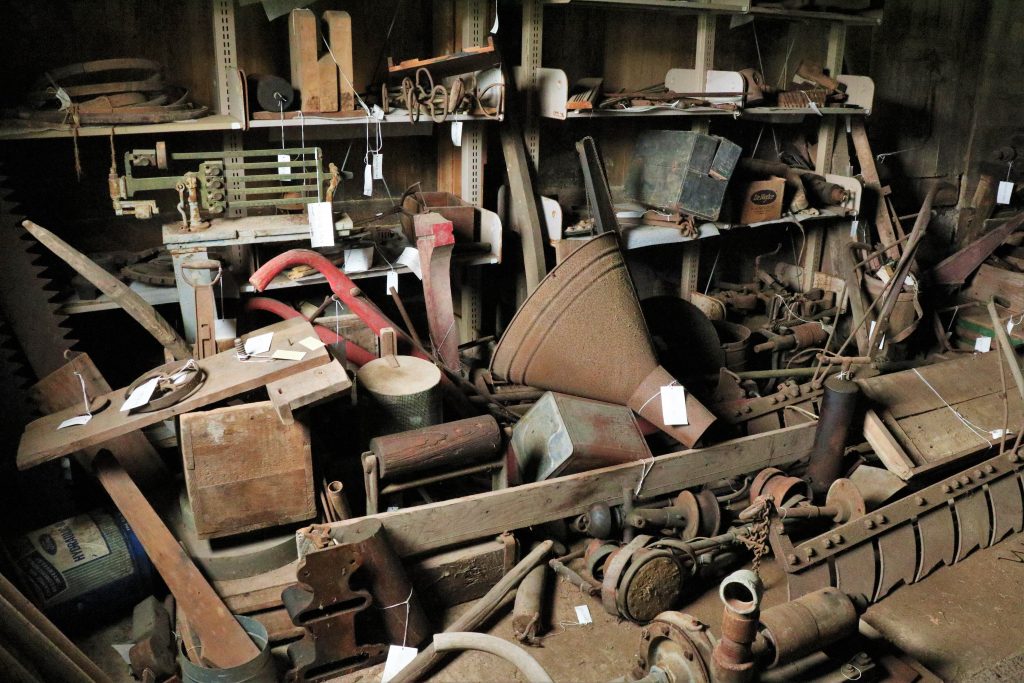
[630,612,716,683]
[616,546,685,623]
[674,489,723,540]
[123,359,205,413]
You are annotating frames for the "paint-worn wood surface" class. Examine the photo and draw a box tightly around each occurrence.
[94,451,260,669]
[850,120,899,260]
[325,423,817,557]
[265,359,351,425]
[29,353,168,487]
[324,10,354,111]
[181,401,316,539]
[288,9,320,112]
[965,264,1024,313]
[18,318,328,469]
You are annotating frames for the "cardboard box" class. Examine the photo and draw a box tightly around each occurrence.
[738,177,786,225]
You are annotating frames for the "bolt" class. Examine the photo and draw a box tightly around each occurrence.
[734,410,743,418]
[941,484,952,493]
[743,405,753,414]
[830,533,844,545]
[684,650,695,661]
[915,496,927,506]
[787,553,800,565]
[1011,451,1022,463]
[874,514,887,524]
[823,538,833,549]
[841,664,857,676]
[974,469,984,479]
[805,547,816,558]
[985,464,996,474]
[864,519,875,530]
[959,475,971,485]
[770,396,779,404]
[641,629,651,641]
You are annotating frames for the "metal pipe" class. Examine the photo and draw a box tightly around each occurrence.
[433,632,553,683]
[512,564,547,643]
[325,480,352,521]
[804,375,860,499]
[712,570,763,683]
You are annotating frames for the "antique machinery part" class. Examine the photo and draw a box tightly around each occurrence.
[414,212,460,372]
[325,481,352,521]
[123,359,205,413]
[600,535,688,624]
[180,259,221,360]
[576,136,619,234]
[630,612,717,683]
[752,322,827,354]
[22,220,190,361]
[244,296,374,366]
[490,232,716,447]
[754,588,858,668]
[585,540,618,581]
[550,556,601,597]
[247,73,295,112]
[626,490,722,541]
[282,539,387,682]
[574,502,624,539]
[770,479,866,524]
[121,252,175,286]
[770,448,1024,605]
[711,570,763,683]
[433,632,553,683]
[0,180,78,379]
[749,468,811,508]
[805,375,861,499]
[512,563,547,644]
[114,143,328,218]
[714,380,824,429]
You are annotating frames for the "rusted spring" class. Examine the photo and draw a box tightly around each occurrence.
[428,84,449,123]
[476,81,506,119]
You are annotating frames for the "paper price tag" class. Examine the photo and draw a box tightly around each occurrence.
[299,337,325,351]
[849,219,859,238]
[121,377,159,413]
[387,505,400,512]
[998,181,1014,205]
[397,247,423,279]
[1009,320,1018,334]
[808,100,823,117]
[661,385,689,426]
[574,605,593,625]
[992,429,1012,440]
[244,332,274,355]
[387,269,399,293]
[868,321,886,350]
[382,645,418,683]
[272,349,306,361]
[371,104,386,121]
[58,414,93,430]
[363,163,373,197]
[975,336,992,353]
[277,154,291,176]
[307,201,335,248]
[372,153,384,180]
[451,121,463,147]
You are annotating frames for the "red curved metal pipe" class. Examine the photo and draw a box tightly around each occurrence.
[249,249,429,361]
[244,296,376,367]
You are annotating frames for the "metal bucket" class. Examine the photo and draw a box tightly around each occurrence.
[4,509,153,626]
[180,615,275,683]
[490,232,716,447]
[712,320,752,372]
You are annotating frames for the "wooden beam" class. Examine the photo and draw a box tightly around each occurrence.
[324,423,817,557]
[500,119,548,295]
[94,452,260,668]
[850,119,899,259]
[18,318,329,469]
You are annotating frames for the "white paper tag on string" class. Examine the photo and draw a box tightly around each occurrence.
[244,332,274,355]
[998,181,1014,205]
[387,270,399,293]
[397,247,423,279]
[975,336,992,353]
[363,163,373,197]
[808,100,823,116]
[451,121,463,147]
[121,377,159,413]
[277,154,291,176]
[849,219,859,238]
[661,385,688,426]
[387,505,401,512]
[372,153,384,180]
[215,318,236,341]
[371,104,386,121]
[1008,319,1017,334]
[868,321,886,350]
[308,201,335,248]
[272,349,306,361]
[58,414,93,430]
[574,605,593,625]
[299,336,325,351]
[382,645,418,683]
[992,429,1012,440]
[490,0,499,33]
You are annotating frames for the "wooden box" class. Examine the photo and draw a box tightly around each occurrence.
[180,401,315,539]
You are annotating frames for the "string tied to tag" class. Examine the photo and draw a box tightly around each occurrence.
[377,587,414,647]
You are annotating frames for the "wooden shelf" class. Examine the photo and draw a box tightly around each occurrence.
[0,115,244,141]
[59,281,179,315]
[544,0,882,25]
[248,111,502,130]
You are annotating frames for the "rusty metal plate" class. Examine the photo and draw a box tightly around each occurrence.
[834,541,878,606]
[875,522,918,601]
[988,475,1024,543]
[954,488,992,562]
[916,505,956,581]
[786,562,833,601]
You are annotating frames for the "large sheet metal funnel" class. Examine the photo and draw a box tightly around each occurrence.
[490,233,715,447]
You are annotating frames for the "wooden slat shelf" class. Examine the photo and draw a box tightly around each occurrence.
[549,106,868,120]
[248,111,502,129]
[0,115,244,141]
[544,0,882,26]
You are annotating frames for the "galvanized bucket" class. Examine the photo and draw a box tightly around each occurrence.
[179,615,276,683]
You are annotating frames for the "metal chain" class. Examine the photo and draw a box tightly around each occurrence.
[737,496,775,576]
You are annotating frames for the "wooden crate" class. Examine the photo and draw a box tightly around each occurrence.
[181,401,316,539]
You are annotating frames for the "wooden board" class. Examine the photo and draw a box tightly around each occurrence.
[964,264,1024,313]
[181,401,315,540]
[94,452,259,668]
[29,353,167,487]
[324,11,354,112]
[17,318,329,469]
[288,9,320,112]
[324,422,817,557]
[265,359,351,425]
[850,118,899,259]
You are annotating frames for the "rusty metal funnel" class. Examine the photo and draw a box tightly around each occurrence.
[490,232,715,447]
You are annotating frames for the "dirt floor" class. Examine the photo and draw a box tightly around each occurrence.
[78,529,1024,682]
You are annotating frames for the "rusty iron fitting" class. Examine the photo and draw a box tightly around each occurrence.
[749,468,811,508]
[711,570,763,683]
[755,587,858,668]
